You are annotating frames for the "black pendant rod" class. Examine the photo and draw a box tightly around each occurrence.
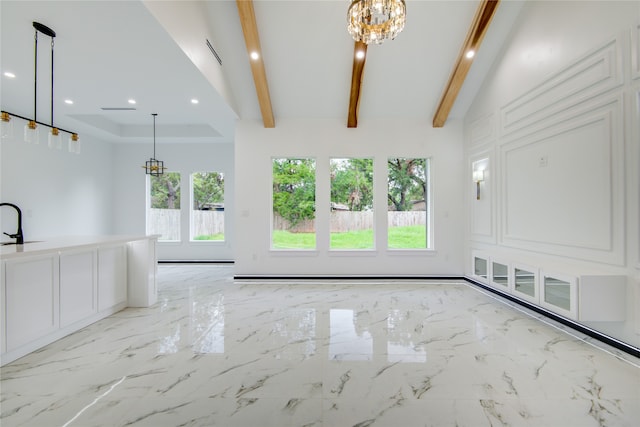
[51,37,55,127]
[152,113,157,158]
[33,29,37,123]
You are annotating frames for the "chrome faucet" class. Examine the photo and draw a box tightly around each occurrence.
[0,203,24,244]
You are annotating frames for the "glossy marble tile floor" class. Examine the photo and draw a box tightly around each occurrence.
[1,265,639,427]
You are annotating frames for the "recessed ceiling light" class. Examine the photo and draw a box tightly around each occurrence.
[465,50,475,59]
[64,99,73,105]
[191,98,199,104]
[250,51,259,60]
[4,72,16,78]
[128,99,136,105]
[355,50,365,60]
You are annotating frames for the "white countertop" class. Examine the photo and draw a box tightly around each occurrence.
[0,235,158,259]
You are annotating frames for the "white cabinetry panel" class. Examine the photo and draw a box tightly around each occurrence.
[98,245,127,311]
[59,250,97,328]
[5,254,59,351]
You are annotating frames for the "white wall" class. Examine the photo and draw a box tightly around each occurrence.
[0,131,114,240]
[112,142,234,261]
[464,1,640,347]
[234,118,465,277]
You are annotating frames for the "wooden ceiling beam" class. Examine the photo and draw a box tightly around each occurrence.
[432,0,500,128]
[236,0,275,128]
[347,41,368,128]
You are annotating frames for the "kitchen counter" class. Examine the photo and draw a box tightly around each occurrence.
[0,235,157,259]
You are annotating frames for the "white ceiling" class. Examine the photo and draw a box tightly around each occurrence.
[0,0,525,144]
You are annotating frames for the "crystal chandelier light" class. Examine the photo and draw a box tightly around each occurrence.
[347,0,406,45]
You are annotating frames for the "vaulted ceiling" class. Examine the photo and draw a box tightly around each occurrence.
[0,1,525,144]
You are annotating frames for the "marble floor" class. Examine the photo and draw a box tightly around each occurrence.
[1,265,639,427]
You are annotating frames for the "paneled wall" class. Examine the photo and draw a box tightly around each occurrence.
[464,1,640,347]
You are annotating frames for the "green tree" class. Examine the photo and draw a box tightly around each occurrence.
[330,158,374,211]
[193,172,224,210]
[151,172,181,209]
[272,158,316,226]
[387,158,426,211]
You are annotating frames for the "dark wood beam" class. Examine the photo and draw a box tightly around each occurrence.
[347,41,368,128]
[236,0,275,128]
[432,0,500,128]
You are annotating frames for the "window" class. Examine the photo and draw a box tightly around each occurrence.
[190,172,225,241]
[387,158,429,249]
[272,158,316,249]
[330,158,374,249]
[147,172,181,241]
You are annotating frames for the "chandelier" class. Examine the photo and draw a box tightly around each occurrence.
[142,113,167,176]
[347,0,406,45]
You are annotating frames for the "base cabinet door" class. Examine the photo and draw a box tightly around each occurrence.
[5,254,59,352]
[98,245,127,311]
[59,249,97,328]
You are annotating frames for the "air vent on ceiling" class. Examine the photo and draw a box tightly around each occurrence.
[206,39,222,66]
[101,107,137,111]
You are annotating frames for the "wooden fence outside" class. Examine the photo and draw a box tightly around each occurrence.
[148,209,224,240]
[149,209,425,239]
[274,211,426,233]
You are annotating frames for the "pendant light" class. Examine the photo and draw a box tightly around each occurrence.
[143,113,166,175]
[1,21,80,150]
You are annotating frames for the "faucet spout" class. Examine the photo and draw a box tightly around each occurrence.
[0,203,24,244]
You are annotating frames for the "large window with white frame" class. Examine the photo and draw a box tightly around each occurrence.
[190,172,225,241]
[272,158,316,249]
[387,158,429,249]
[330,158,374,250]
[147,172,181,242]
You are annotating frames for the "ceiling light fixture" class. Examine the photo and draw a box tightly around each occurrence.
[347,0,406,45]
[142,113,167,176]
[128,99,136,105]
[4,72,16,78]
[191,98,199,104]
[0,22,79,151]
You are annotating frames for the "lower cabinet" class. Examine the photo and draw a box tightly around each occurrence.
[60,249,97,328]
[471,253,626,322]
[4,254,60,352]
[98,245,127,312]
[1,242,131,365]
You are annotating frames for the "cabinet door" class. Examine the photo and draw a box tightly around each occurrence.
[98,245,127,311]
[60,249,97,328]
[5,254,59,351]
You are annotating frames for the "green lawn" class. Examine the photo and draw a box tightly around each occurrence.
[272,226,426,249]
[193,234,225,241]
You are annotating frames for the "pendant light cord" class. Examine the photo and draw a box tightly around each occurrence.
[152,113,157,158]
[33,30,38,122]
[51,38,55,127]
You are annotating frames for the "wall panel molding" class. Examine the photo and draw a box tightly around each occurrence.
[500,37,623,137]
[499,96,624,265]
[469,113,495,145]
[468,148,495,244]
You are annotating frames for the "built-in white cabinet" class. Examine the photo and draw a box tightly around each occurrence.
[1,236,157,366]
[3,254,59,352]
[60,249,98,328]
[471,253,626,322]
[127,238,157,307]
[98,245,127,312]
[540,271,577,319]
[512,263,539,304]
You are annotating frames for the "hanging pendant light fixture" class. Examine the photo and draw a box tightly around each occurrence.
[142,113,166,176]
[1,21,79,149]
[347,0,406,45]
